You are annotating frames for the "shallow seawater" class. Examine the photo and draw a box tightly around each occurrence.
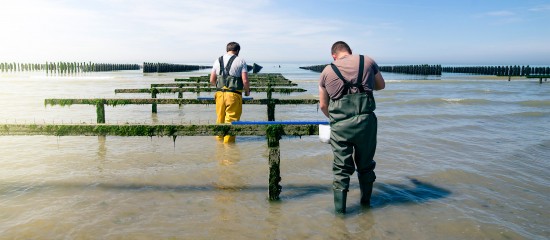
[0,65,549,239]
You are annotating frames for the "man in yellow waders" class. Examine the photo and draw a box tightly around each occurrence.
[210,42,250,143]
[319,41,386,214]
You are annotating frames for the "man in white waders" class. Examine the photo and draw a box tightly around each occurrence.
[318,41,386,214]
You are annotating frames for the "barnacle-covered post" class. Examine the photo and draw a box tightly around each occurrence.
[151,88,158,113]
[178,89,183,108]
[267,102,275,121]
[196,83,201,98]
[266,124,284,200]
[266,80,275,121]
[96,99,106,123]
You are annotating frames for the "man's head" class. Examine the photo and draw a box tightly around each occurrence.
[226,42,241,55]
[331,41,352,60]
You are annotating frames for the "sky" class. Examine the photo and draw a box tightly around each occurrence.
[0,0,549,65]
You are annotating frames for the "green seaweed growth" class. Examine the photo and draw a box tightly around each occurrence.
[266,124,284,148]
[124,125,155,136]
[2,124,9,133]
[213,124,231,136]
[268,149,282,201]
[92,125,157,136]
[277,88,293,95]
[39,125,89,136]
[96,102,105,123]
[151,88,159,95]
[44,99,75,107]
[156,125,178,136]
[105,99,134,107]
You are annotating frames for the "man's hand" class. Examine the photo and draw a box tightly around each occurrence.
[245,90,250,96]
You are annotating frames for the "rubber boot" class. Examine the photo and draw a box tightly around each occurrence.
[333,189,347,214]
[358,174,374,207]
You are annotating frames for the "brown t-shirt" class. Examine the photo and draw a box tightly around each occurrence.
[319,54,379,100]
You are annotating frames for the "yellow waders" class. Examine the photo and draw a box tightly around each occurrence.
[215,90,243,143]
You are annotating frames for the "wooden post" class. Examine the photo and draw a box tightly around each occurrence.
[267,83,273,100]
[151,88,157,113]
[96,100,105,123]
[266,125,283,200]
[267,103,276,121]
[196,84,200,98]
[267,82,275,121]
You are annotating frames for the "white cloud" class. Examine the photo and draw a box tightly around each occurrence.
[473,10,523,25]
[4,1,545,65]
[0,0,353,62]
[529,4,550,12]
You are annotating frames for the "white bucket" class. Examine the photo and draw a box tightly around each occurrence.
[319,124,331,143]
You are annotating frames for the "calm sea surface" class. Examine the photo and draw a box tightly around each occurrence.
[0,63,548,239]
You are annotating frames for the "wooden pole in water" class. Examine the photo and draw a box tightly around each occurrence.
[267,103,275,121]
[267,125,283,200]
[96,101,105,123]
[267,82,275,121]
[151,88,158,113]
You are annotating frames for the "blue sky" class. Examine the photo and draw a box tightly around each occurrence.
[0,0,549,65]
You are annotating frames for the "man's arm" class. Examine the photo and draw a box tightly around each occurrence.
[242,71,250,96]
[319,85,330,118]
[373,72,385,90]
[209,70,217,86]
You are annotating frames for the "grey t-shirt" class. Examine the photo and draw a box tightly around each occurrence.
[319,54,379,100]
[212,53,248,77]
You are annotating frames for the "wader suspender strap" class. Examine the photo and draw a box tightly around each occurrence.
[218,55,237,76]
[217,55,240,93]
[330,55,366,94]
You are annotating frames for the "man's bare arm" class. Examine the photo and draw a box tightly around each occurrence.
[374,72,385,90]
[209,70,217,86]
[319,85,330,118]
[242,71,250,96]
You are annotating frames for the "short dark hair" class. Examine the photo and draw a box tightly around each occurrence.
[331,41,352,55]
[227,42,241,52]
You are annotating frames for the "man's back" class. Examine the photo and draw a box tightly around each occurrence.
[212,53,247,78]
[320,54,379,100]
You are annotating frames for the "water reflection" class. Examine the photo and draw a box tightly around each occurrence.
[267,201,283,238]
[151,113,159,124]
[329,210,375,238]
[97,136,107,173]
[215,141,241,167]
[213,141,244,225]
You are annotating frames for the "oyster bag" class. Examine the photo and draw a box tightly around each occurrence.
[319,124,330,143]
